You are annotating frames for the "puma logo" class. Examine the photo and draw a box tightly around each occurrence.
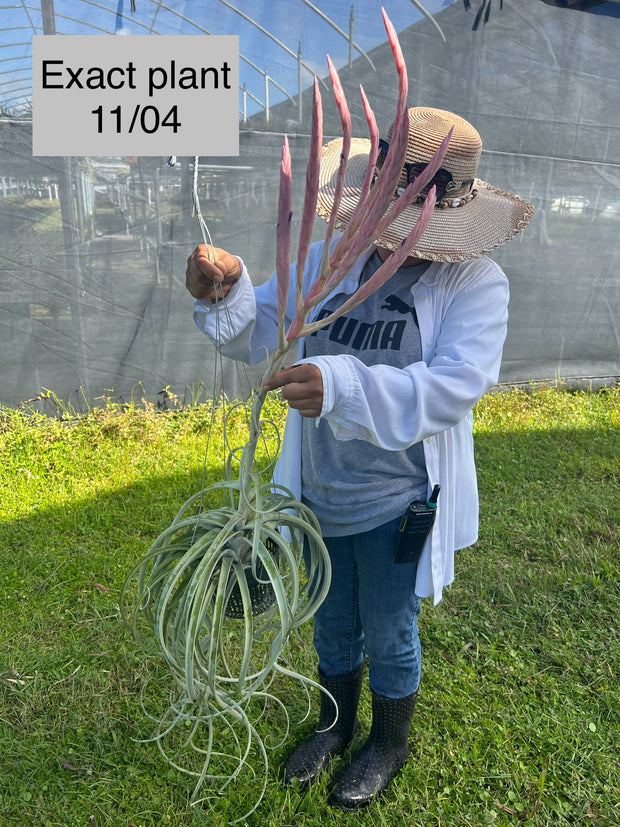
[310,310,406,351]
[381,295,417,322]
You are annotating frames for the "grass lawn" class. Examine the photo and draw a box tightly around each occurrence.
[0,385,618,826]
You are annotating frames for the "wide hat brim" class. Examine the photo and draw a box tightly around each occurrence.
[316,137,534,263]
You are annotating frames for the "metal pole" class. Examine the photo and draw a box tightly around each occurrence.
[264,68,269,125]
[41,0,56,35]
[75,166,86,243]
[349,6,354,70]
[42,0,88,391]
[154,166,161,283]
[301,0,375,71]
[297,42,303,124]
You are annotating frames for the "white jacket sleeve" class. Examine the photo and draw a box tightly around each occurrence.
[191,241,337,364]
[303,261,509,450]
[193,260,287,365]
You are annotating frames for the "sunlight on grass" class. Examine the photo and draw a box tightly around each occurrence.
[0,385,618,826]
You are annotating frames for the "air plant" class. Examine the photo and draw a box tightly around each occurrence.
[122,8,449,822]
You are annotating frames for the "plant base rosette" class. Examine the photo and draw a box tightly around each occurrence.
[122,464,332,817]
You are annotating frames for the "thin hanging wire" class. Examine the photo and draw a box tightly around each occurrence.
[189,155,229,530]
[192,155,215,260]
[188,157,278,533]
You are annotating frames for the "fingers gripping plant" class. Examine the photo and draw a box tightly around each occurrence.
[122,9,449,820]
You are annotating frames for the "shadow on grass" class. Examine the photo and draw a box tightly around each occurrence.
[0,422,618,825]
[0,462,316,826]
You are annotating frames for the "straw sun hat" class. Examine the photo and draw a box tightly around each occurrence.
[316,107,534,263]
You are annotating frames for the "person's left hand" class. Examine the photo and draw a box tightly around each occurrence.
[262,364,323,418]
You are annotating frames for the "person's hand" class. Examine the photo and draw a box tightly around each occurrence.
[262,364,324,418]
[186,244,241,302]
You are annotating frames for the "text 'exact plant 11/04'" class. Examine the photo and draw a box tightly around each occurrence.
[121,8,449,822]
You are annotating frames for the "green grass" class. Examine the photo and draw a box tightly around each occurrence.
[0,385,618,826]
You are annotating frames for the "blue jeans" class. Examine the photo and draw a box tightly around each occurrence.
[305,517,422,699]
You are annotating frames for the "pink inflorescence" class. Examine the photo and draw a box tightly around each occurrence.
[273,9,450,349]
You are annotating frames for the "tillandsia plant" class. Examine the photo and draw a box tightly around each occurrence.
[122,8,449,821]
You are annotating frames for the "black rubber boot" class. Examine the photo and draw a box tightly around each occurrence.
[283,663,364,787]
[328,689,418,810]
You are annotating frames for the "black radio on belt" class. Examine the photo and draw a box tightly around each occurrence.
[393,485,440,565]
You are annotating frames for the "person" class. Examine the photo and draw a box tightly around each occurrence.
[185,106,533,810]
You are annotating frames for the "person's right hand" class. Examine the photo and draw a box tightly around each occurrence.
[186,245,241,303]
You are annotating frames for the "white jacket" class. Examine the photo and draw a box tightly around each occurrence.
[194,240,509,604]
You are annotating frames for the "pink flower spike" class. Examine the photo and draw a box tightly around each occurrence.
[318,55,352,279]
[294,78,323,320]
[382,8,409,162]
[285,315,305,343]
[276,136,292,333]
[355,86,379,208]
[330,85,379,272]
[382,7,408,89]
[327,55,352,154]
